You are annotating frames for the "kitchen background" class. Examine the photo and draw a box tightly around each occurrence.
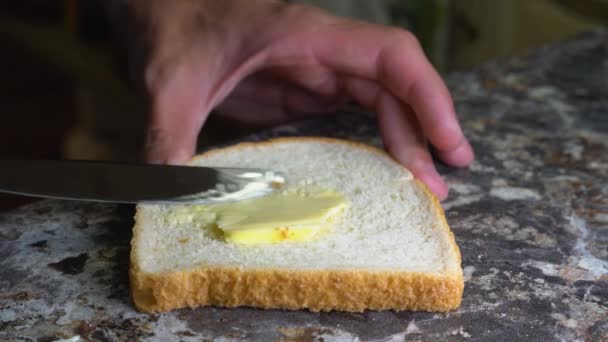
[0,0,606,210]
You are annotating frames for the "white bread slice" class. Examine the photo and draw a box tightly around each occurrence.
[130,138,463,313]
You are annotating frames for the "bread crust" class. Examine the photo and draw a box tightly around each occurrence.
[130,137,463,313]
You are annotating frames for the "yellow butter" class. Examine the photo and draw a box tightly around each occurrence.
[215,190,347,244]
[171,189,347,244]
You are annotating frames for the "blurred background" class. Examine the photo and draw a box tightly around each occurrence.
[0,0,606,209]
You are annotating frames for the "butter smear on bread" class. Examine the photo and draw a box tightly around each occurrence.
[167,189,347,244]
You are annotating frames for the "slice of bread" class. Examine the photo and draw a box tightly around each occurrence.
[130,138,463,313]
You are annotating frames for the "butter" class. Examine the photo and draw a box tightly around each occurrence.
[170,189,347,244]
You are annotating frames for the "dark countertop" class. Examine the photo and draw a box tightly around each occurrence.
[2,29,607,342]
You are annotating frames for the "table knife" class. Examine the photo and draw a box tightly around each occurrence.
[0,160,285,205]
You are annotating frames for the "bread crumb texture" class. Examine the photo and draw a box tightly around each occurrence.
[131,138,463,313]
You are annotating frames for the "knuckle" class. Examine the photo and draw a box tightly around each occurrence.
[404,148,433,172]
[386,28,420,49]
[384,138,430,168]
[145,127,172,149]
[144,58,175,94]
[276,3,334,30]
[144,43,192,95]
[435,133,464,152]
[410,148,433,166]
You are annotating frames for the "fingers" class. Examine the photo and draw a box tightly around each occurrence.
[343,76,448,200]
[377,92,448,200]
[388,58,474,167]
[145,63,208,164]
[312,21,474,167]
[216,73,341,124]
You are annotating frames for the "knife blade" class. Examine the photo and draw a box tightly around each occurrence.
[0,160,285,205]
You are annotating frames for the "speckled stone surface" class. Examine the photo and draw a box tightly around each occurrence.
[2,29,608,342]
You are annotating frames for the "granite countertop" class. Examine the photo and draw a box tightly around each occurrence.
[2,29,607,342]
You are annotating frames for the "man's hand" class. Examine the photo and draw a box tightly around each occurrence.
[127,0,474,200]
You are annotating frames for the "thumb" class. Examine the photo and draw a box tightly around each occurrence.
[144,63,210,165]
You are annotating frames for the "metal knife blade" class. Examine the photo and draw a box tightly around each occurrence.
[0,160,285,205]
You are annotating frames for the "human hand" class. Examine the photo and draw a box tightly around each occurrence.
[127,0,474,200]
